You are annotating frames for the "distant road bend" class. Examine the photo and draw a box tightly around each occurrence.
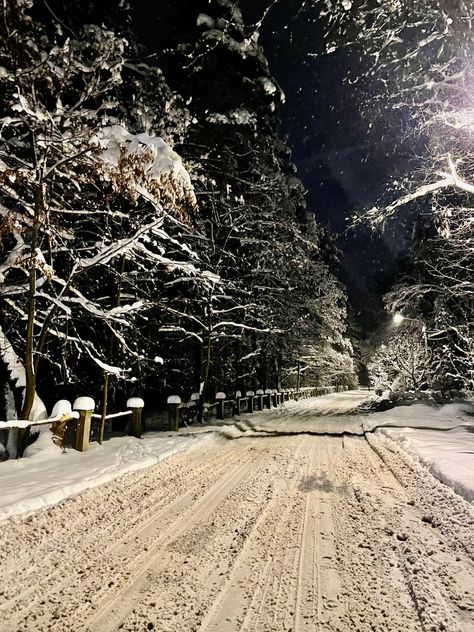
[1,390,474,631]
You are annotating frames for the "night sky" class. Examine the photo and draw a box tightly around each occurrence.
[240,2,414,327]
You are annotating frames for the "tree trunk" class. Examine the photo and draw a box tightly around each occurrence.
[21,183,44,420]
[98,255,126,444]
[197,293,212,423]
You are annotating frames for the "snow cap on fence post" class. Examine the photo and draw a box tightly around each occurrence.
[72,397,95,452]
[73,397,95,412]
[167,395,181,432]
[127,397,145,439]
[215,392,226,400]
[51,400,73,417]
[126,397,144,409]
[190,392,200,401]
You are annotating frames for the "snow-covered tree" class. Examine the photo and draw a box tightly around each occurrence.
[0,0,358,420]
[307,0,474,394]
[368,324,430,393]
[0,0,200,417]
[152,0,357,395]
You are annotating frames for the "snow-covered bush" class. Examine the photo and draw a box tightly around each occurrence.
[368,327,430,394]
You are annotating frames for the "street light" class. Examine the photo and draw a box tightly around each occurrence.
[393,313,426,335]
[393,313,405,325]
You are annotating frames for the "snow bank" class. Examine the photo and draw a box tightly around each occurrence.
[364,402,474,503]
[364,401,474,431]
[0,431,215,521]
[382,426,474,502]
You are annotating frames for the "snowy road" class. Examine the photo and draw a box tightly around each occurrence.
[1,394,474,631]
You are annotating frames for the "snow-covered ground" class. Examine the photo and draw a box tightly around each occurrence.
[0,428,216,521]
[364,401,474,503]
[2,425,474,632]
[1,390,473,524]
[220,392,474,505]
[2,391,474,631]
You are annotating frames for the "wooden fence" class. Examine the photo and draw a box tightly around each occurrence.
[1,386,348,458]
[167,385,346,431]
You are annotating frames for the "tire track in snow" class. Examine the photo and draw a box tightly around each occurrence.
[1,443,246,631]
[197,437,308,632]
[80,449,268,632]
[2,393,474,632]
[337,435,474,631]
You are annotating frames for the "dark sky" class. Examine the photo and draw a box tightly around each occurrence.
[240,2,414,327]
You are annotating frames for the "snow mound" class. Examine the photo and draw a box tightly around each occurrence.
[366,401,474,504]
[23,427,60,459]
[382,426,474,503]
[0,432,215,521]
[364,402,474,432]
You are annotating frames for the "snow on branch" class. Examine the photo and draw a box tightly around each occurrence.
[76,217,165,271]
[366,177,454,224]
[367,155,474,224]
[0,324,26,387]
[99,125,196,208]
[87,354,124,376]
[211,321,280,333]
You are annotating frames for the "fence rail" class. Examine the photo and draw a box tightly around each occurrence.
[1,386,348,459]
[167,385,347,431]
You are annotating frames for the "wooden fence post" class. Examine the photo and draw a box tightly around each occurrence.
[264,388,272,408]
[73,397,95,452]
[167,395,181,431]
[234,390,242,415]
[246,391,255,413]
[216,392,226,420]
[256,389,264,411]
[16,425,31,458]
[127,397,145,438]
[271,389,278,407]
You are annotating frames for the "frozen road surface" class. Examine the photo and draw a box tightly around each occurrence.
[1,392,474,631]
